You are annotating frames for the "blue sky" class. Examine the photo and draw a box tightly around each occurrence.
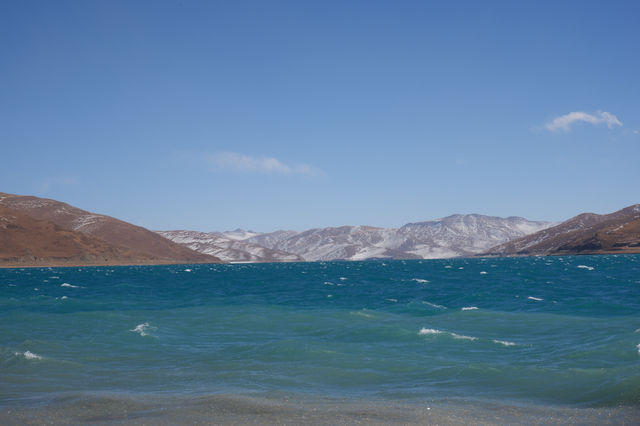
[2,0,639,232]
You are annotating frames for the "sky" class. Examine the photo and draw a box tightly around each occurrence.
[1,0,639,232]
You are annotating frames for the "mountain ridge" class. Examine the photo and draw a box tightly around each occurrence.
[157,230,304,263]
[0,205,163,267]
[482,204,640,256]
[184,214,554,262]
[0,192,222,266]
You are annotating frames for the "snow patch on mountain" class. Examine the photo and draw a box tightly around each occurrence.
[157,230,304,263]
[244,214,553,261]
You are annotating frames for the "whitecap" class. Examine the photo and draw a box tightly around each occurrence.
[16,351,43,360]
[493,340,516,347]
[184,268,192,272]
[339,277,348,281]
[327,294,333,298]
[577,265,594,271]
[419,328,443,335]
[479,271,488,275]
[323,281,334,286]
[419,328,477,341]
[61,283,80,288]
[458,267,464,270]
[386,298,398,303]
[461,306,478,311]
[444,265,452,269]
[451,333,477,341]
[411,278,430,284]
[528,296,543,301]
[637,343,640,354]
[422,301,446,309]
[130,322,154,337]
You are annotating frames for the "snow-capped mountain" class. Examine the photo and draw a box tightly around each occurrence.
[244,214,554,261]
[218,229,262,241]
[160,215,553,263]
[156,230,304,263]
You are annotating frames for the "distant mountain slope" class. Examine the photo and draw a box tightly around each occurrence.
[243,215,553,261]
[157,230,304,263]
[483,204,640,256]
[0,192,221,264]
[0,205,158,267]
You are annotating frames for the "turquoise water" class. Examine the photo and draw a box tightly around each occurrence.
[1,255,639,421]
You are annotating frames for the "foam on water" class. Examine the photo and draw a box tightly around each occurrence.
[60,283,80,288]
[411,278,429,283]
[528,296,544,301]
[15,350,43,360]
[129,322,154,337]
[461,306,478,311]
[418,328,442,335]
[577,265,595,270]
[422,301,446,309]
[493,339,517,347]
[450,333,477,341]
[419,328,477,341]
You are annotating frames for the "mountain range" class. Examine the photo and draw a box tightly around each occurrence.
[1,191,638,267]
[159,215,554,262]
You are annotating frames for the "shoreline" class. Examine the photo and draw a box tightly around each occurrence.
[3,251,640,269]
[0,260,224,269]
[1,392,638,425]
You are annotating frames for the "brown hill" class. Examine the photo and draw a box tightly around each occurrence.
[483,204,640,256]
[0,205,162,267]
[0,192,221,265]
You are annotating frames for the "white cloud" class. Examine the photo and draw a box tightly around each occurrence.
[208,152,322,176]
[545,111,622,132]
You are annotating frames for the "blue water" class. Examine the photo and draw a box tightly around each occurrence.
[1,255,639,413]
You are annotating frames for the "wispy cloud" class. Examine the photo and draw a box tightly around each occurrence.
[545,111,622,132]
[208,152,322,176]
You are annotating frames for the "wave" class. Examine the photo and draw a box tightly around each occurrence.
[577,265,595,271]
[15,350,43,360]
[527,296,544,301]
[421,301,446,310]
[493,340,517,347]
[61,283,80,288]
[130,322,155,337]
[411,278,430,284]
[418,328,476,341]
[418,328,442,335]
[461,306,478,311]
